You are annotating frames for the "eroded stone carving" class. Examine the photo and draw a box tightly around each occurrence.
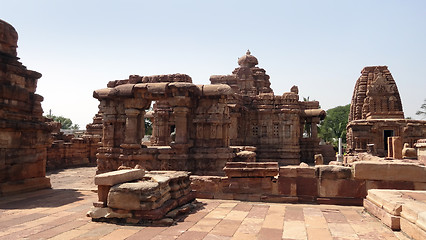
[347,66,426,157]
[93,51,325,175]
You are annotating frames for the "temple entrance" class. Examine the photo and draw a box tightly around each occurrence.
[383,130,394,151]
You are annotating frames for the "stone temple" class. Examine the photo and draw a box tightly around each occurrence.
[346,66,426,157]
[0,19,52,195]
[93,50,325,175]
[2,19,426,238]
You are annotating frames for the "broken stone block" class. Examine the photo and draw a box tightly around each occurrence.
[86,207,132,219]
[107,181,171,210]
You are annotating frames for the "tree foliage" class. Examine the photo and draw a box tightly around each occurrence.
[145,118,152,135]
[318,104,350,146]
[46,113,79,130]
[416,98,426,119]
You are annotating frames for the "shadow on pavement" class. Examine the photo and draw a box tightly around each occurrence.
[0,188,86,209]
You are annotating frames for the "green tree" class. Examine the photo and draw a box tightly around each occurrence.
[318,104,350,146]
[46,112,79,130]
[145,118,152,135]
[416,98,426,119]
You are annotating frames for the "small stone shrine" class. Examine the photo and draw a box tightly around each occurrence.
[0,19,52,195]
[346,66,426,157]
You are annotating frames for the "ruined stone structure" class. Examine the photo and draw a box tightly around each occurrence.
[347,66,426,157]
[192,161,426,205]
[93,51,325,175]
[46,120,101,170]
[94,74,235,175]
[88,168,195,224]
[0,20,52,195]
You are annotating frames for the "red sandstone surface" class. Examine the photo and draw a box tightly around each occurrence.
[0,167,409,240]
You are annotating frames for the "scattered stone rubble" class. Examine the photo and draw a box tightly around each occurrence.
[87,167,196,225]
[0,19,52,195]
[46,119,101,170]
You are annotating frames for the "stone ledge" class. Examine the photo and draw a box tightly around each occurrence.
[364,189,426,236]
[401,217,426,240]
[223,162,279,177]
[94,169,145,186]
[401,201,426,232]
[353,161,426,182]
[364,198,400,230]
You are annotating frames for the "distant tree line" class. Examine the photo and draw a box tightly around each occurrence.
[46,111,79,130]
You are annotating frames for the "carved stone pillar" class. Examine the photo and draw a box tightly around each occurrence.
[122,108,140,149]
[174,107,189,144]
[311,117,319,139]
[155,110,169,145]
[103,115,116,147]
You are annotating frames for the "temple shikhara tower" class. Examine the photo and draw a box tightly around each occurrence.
[211,50,326,165]
[93,50,325,175]
[0,20,52,195]
[347,66,426,157]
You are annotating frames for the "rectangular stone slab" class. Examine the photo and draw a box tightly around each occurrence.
[366,189,405,216]
[353,162,426,182]
[363,198,400,230]
[94,169,145,186]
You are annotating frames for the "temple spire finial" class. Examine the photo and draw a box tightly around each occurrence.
[246,49,251,55]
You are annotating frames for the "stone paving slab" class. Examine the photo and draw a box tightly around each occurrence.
[0,167,408,239]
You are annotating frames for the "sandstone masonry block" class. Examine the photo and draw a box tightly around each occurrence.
[353,162,426,182]
[316,165,352,179]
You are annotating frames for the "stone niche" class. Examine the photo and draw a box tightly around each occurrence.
[92,51,326,176]
[347,66,426,157]
[0,19,52,195]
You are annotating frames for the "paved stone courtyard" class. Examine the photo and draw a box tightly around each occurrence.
[0,167,409,240]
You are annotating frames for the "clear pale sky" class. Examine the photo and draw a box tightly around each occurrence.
[1,0,425,128]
